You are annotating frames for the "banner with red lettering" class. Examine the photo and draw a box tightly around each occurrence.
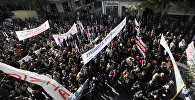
[0,62,73,100]
[16,21,50,41]
[53,23,77,45]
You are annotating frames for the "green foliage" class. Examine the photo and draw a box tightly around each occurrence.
[126,0,195,14]
[125,5,138,15]
[188,73,195,77]
[188,64,195,77]
[125,5,137,12]
[173,0,194,13]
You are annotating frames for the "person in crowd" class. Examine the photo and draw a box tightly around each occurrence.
[180,85,192,100]
[179,39,187,52]
[0,6,194,100]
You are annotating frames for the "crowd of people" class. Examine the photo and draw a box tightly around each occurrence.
[0,8,194,100]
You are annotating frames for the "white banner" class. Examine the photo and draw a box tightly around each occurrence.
[18,55,32,64]
[82,18,126,65]
[186,41,195,66]
[18,48,46,64]
[160,34,185,94]
[53,23,77,45]
[0,62,73,100]
[16,21,50,41]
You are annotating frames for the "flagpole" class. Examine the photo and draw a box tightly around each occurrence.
[158,34,163,49]
[111,30,112,51]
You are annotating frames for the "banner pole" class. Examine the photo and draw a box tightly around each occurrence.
[178,51,186,62]
[158,43,161,49]
[171,92,179,100]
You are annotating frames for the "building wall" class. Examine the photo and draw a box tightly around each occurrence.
[47,0,95,13]
[56,2,64,12]
[0,0,97,13]
[12,10,38,20]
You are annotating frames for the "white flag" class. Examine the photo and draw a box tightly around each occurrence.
[77,21,84,34]
[75,42,80,53]
[53,35,64,45]
[160,34,185,94]
[134,19,140,36]
[135,27,140,34]
[16,21,50,41]
[134,19,140,27]
[0,62,73,100]
[82,18,126,65]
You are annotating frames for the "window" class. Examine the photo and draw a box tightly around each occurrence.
[75,1,81,8]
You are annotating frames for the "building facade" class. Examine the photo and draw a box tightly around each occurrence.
[101,0,139,17]
[0,0,97,13]
[47,0,97,13]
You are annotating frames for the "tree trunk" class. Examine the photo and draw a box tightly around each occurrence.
[189,15,194,21]
[160,4,170,26]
